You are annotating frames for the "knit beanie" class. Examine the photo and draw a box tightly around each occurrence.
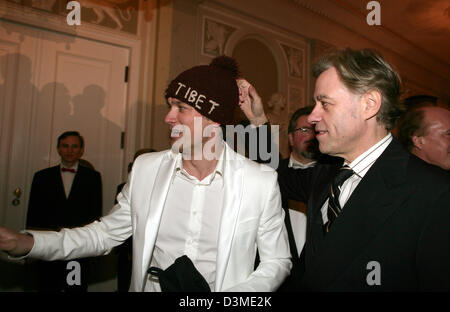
[165,55,240,125]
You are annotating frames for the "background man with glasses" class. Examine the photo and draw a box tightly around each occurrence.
[285,106,320,170]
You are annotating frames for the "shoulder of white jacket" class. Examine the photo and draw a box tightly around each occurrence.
[134,149,172,163]
[223,143,276,175]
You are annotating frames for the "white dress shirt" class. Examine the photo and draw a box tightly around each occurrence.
[288,154,316,169]
[321,133,393,224]
[60,162,79,198]
[146,148,225,292]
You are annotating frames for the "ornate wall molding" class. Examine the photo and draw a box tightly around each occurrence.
[292,0,331,19]
[289,0,449,102]
[280,42,305,79]
[201,16,237,57]
[2,0,140,35]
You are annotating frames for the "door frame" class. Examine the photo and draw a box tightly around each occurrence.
[0,1,143,181]
[0,2,147,292]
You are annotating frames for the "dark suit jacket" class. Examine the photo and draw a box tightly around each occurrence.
[278,138,450,291]
[26,164,102,230]
[26,164,102,291]
[276,158,302,292]
[277,155,341,291]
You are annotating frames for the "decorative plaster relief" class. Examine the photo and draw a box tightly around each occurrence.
[202,17,236,57]
[281,43,305,79]
[78,0,137,32]
[5,0,139,34]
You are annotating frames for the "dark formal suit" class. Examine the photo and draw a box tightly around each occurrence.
[26,164,102,292]
[276,157,305,292]
[278,138,450,291]
[278,158,302,252]
[277,155,341,291]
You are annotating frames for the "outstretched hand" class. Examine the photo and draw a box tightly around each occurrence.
[237,79,268,126]
[0,226,33,257]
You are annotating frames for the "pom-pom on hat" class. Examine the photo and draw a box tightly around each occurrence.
[165,55,240,125]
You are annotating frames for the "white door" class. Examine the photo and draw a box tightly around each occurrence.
[0,20,129,291]
[37,27,130,217]
[0,20,40,234]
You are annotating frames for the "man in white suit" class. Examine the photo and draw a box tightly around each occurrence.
[0,56,291,292]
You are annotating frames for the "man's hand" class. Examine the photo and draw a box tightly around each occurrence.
[0,226,34,257]
[237,79,268,126]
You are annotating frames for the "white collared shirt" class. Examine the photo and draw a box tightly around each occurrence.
[288,154,316,169]
[60,162,79,198]
[321,133,393,224]
[146,147,225,292]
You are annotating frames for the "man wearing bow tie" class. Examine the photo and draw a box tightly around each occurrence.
[26,131,102,292]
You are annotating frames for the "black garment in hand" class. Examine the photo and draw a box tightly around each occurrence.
[148,255,211,292]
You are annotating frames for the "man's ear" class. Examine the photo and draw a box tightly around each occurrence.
[412,135,424,150]
[361,89,382,120]
[288,133,294,147]
[80,146,85,158]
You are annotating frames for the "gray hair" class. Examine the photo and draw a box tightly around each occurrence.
[313,48,403,130]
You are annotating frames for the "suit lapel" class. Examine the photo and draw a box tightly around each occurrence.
[214,145,244,291]
[68,166,82,200]
[307,139,411,289]
[54,165,68,201]
[141,152,178,283]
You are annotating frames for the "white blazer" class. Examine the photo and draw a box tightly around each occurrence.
[27,143,291,291]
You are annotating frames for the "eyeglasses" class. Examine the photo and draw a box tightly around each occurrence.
[291,127,313,134]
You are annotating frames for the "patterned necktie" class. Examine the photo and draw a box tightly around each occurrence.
[324,165,354,233]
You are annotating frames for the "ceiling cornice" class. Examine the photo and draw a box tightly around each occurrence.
[290,0,450,81]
